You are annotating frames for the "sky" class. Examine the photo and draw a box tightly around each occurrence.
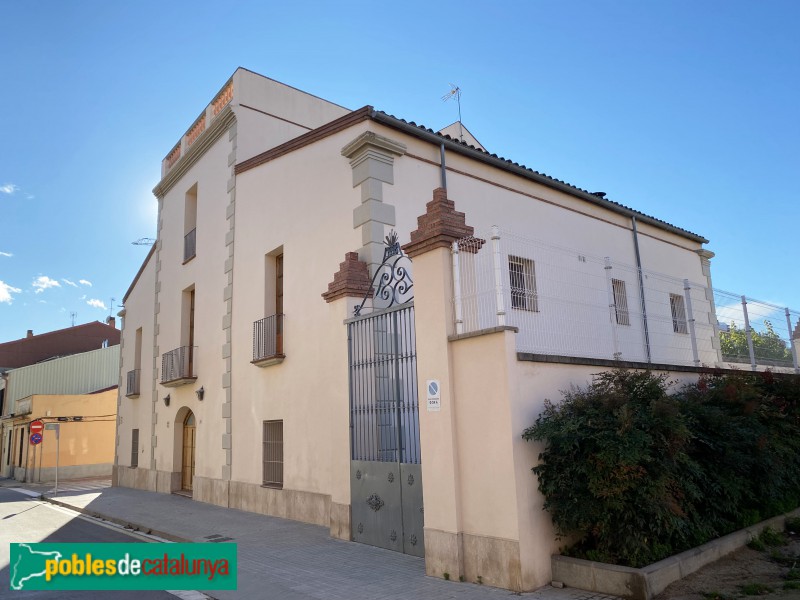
[0,0,798,344]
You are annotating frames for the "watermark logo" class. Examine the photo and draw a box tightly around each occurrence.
[10,543,237,590]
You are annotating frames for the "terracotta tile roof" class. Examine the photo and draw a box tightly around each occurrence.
[373,110,708,243]
[0,322,120,370]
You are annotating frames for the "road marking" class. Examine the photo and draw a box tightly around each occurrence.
[5,487,42,498]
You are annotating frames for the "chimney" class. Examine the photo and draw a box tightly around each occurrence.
[105,316,116,329]
[27,330,33,338]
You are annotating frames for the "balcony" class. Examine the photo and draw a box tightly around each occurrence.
[161,346,197,387]
[252,314,285,367]
[126,369,141,398]
[184,228,196,263]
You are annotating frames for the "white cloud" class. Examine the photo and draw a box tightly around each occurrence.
[87,298,107,310]
[0,251,12,257]
[33,275,61,294]
[79,279,92,287]
[0,280,22,304]
[0,183,18,195]
[79,294,87,300]
[62,278,78,287]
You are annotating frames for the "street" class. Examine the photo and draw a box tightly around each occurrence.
[0,487,198,599]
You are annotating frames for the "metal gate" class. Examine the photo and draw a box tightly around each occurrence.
[347,232,423,556]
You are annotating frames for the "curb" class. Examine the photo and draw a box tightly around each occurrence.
[40,494,193,544]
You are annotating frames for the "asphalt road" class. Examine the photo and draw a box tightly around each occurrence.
[0,487,198,599]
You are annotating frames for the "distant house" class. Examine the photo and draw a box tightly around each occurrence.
[115,68,799,592]
[0,321,120,481]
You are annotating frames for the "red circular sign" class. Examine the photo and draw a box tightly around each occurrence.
[29,420,44,435]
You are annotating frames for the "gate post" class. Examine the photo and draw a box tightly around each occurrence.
[323,252,375,540]
[404,188,479,582]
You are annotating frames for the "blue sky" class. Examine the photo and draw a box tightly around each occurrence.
[1,0,798,343]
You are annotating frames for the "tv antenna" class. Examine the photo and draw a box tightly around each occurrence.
[132,238,155,246]
[441,84,463,142]
[109,298,115,319]
[70,311,77,327]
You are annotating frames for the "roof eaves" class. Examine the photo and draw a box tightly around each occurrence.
[123,244,156,303]
[371,111,708,244]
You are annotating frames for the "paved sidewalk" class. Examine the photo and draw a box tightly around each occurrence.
[0,477,615,600]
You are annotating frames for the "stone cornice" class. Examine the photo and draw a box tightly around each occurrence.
[695,249,715,260]
[340,131,407,161]
[153,106,237,198]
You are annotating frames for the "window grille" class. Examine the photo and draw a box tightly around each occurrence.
[131,429,139,468]
[612,279,630,326]
[262,420,283,488]
[509,255,538,312]
[670,293,688,334]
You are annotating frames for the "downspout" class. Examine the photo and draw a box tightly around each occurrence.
[439,143,447,190]
[631,217,652,362]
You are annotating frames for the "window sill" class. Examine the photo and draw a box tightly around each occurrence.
[125,392,140,399]
[261,483,283,490]
[182,255,196,265]
[251,354,285,368]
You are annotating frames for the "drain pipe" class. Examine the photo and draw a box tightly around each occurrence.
[631,216,652,362]
[439,143,447,190]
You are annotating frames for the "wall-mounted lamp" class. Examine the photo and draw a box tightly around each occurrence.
[163,394,171,407]
[195,386,204,401]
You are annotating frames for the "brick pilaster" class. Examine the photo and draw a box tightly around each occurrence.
[402,188,481,258]
[322,252,373,302]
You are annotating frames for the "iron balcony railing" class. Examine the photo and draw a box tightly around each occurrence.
[126,369,141,397]
[184,228,196,262]
[253,314,284,362]
[161,346,196,384]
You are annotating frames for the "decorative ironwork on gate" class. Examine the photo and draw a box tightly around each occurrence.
[353,230,414,317]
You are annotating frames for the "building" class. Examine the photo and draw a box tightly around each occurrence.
[115,68,799,591]
[1,345,120,480]
[0,320,120,371]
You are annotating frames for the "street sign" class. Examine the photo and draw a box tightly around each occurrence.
[426,379,441,412]
[29,420,44,435]
[30,433,42,445]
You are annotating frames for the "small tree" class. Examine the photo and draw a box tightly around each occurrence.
[720,320,792,363]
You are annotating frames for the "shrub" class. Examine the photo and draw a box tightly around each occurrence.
[523,369,800,568]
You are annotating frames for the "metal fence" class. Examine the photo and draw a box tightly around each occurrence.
[126,369,140,397]
[453,227,799,372]
[253,314,284,361]
[184,228,196,262]
[348,304,421,464]
[161,346,196,383]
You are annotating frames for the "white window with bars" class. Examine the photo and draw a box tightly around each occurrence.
[262,420,284,489]
[612,279,630,326]
[670,293,688,334]
[509,255,538,312]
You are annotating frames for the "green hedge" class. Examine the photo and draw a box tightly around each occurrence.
[522,370,800,567]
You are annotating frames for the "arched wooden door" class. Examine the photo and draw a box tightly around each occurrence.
[181,411,196,491]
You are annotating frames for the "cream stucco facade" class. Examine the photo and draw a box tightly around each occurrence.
[116,68,753,591]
